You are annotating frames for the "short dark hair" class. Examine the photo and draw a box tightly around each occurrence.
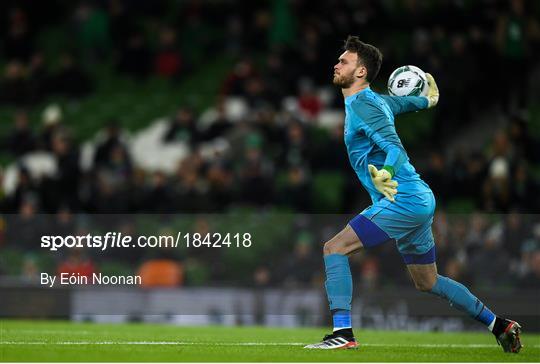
[343,36,382,83]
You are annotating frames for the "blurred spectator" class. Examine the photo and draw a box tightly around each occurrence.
[483,155,512,212]
[495,0,533,112]
[8,167,39,214]
[28,52,51,103]
[73,2,111,60]
[223,15,244,56]
[206,162,234,211]
[57,248,97,280]
[422,152,449,205]
[468,224,511,288]
[44,132,81,211]
[154,26,182,78]
[277,232,319,288]
[278,165,311,212]
[253,265,272,288]
[503,211,530,261]
[178,13,214,68]
[39,104,63,151]
[518,250,540,289]
[173,153,210,212]
[5,197,42,250]
[3,7,34,62]
[253,107,284,158]
[51,52,93,98]
[137,259,184,287]
[21,254,39,280]
[298,80,323,121]
[442,34,473,127]
[268,0,296,48]
[244,77,273,109]
[108,0,135,49]
[4,110,36,156]
[262,52,294,100]
[281,121,311,167]
[508,114,540,163]
[93,120,132,171]
[358,254,381,291]
[201,104,234,141]
[117,31,152,79]
[86,170,128,213]
[468,26,497,110]
[145,171,176,213]
[464,212,489,256]
[222,58,257,96]
[237,139,274,206]
[163,107,200,147]
[511,161,539,212]
[183,257,211,286]
[0,61,31,106]
[294,25,325,85]
[311,123,347,172]
[54,205,76,237]
[0,168,6,213]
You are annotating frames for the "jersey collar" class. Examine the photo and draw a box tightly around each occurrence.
[345,86,370,105]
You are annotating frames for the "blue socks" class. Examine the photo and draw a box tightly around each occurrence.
[324,255,497,332]
[324,254,353,330]
[430,274,496,327]
[324,254,352,311]
[332,309,352,330]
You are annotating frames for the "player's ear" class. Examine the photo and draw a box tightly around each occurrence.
[355,65,367,79]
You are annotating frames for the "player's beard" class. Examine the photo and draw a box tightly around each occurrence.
[333,70,356,89]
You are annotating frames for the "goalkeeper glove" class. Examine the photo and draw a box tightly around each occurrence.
[368,164,398,202]
[425,73,439,108]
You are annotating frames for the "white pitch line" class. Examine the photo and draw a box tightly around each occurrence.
[5,329,91,335]
[0,341,304,346]
[1,341,539,348]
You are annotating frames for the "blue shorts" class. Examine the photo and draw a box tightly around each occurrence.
[349,191,436,264]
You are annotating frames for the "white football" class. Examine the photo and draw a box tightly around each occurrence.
[387,65,429,97]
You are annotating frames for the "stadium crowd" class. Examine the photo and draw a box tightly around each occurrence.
[0,0,539,289]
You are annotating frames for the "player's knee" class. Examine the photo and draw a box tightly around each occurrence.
[414,278,436,292]
[414,282,432,292]
[323,240,346,256]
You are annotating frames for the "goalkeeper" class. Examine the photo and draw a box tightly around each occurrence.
[305,36,522,353]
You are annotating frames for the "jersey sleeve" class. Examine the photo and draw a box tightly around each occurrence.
[350,100,408,175]
[380,95,428,115]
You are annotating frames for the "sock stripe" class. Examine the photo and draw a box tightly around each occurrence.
[333,309,352,331]
[474,303,485,319]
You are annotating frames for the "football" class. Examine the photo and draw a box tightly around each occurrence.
[387,65,429,97]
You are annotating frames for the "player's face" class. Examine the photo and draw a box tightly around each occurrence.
[333,51,360,88]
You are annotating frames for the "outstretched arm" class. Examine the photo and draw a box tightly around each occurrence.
[381,73,440,115]
[380,94,428,115]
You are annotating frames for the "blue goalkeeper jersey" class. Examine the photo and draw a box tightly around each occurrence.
[344,87,431,203]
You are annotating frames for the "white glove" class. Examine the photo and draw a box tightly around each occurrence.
[425,73,439,108]
[368,164,398,202]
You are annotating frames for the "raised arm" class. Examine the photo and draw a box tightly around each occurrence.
[381,73,440,116]
[379,95,428,115]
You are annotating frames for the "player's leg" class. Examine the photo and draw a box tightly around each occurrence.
[405,250,522,353]
[305,224,361,349]
[305,213,392,349]
[407,258,499,327]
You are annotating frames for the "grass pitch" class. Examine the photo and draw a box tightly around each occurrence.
[1,320,539,362]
